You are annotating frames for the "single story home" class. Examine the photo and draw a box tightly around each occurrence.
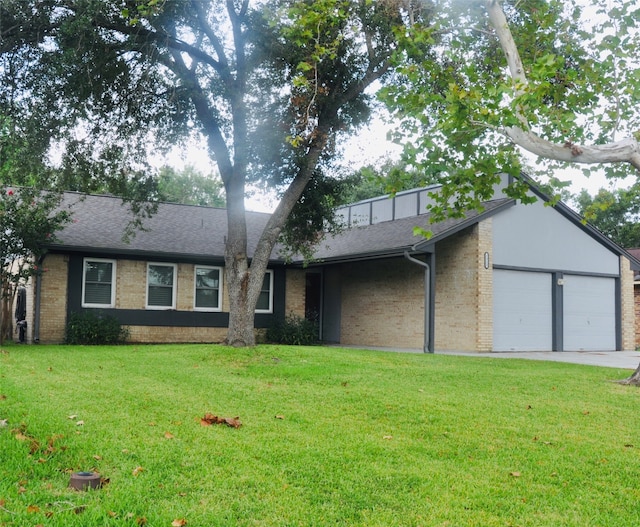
[16,174,640,352]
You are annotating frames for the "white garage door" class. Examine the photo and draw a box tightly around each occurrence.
[493,270,553,351]
[563,275,616,351]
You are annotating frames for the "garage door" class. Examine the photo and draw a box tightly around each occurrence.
[493,270,553,351]
[563,275,616,351]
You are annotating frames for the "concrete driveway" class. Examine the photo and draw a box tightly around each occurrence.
[358,346,640,370]
[436,350,640,370]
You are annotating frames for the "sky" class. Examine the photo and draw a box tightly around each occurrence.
[160,113,631,214]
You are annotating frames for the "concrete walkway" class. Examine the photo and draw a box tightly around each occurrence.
[356,347,640,370]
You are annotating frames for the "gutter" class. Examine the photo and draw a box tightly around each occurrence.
[404,251,433,353]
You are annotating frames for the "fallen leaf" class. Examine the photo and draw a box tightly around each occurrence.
[68,415,77,420]
[172,519,188,526]
[136,516,147,525]
[510,471,521,477]
[132,466,144,477]
[0,394,6,400]
[93,455,102,460]
[200,413,242,428]
[148,422,156,427]
[383,435,393,440]
[76,420,84,426]
[27,504,40,513]
[164,432,175,439]
[0,419,7,428]
[108,511,118,518]
[37,458,47,464]
[18,486,27,494]
[275,415,285,420]
[582,411,590,415]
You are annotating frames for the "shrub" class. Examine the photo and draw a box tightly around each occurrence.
[267,313,319,346]
[65,311,129,345]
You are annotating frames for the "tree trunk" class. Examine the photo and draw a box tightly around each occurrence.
[616,363,640,386]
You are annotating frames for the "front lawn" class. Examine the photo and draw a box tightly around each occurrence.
[1,344,639,526]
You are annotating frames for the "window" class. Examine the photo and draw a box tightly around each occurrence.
[147,263,177,309]
[194,266,222,311]
[82,258,116,308]
[255,270,273,313]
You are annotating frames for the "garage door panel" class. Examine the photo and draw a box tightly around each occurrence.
[493,270,552,351]
[563,275,615,351]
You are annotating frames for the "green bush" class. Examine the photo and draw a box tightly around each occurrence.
[65,311,129,345]
[267,313,319,345]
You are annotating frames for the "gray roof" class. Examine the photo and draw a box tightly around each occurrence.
[49,192,272,262]
[310,198,514,263]
[50,189,638,270]
[49,192,515,265]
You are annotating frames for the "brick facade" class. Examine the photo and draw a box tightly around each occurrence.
[285,269,306,318]
[434,224,490,351]
[338,258,425,349]
[38,253,69,343]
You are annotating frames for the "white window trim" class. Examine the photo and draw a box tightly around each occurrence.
[193,265,223,312]
[146,262,177,310]
[81,258,116,308]
[255,270,274,314]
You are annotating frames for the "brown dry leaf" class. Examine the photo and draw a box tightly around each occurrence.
[275,415,285,420]
[0,498,5,507]
[68,415,77,420]
[200,413,242,428]
[510,471,521,477]
[383,435,393,440]
[18,486,27,494]
[108,511,118,518]
[171,519,188,526]
[0,394,6,400]
[37,458,47,464]
[93,455,102,460]
[75,420,84,426]
[136,517,148,526]
[132,466,144,477]
[164,432,175,439]
[148,422,156,427]
[27,504,40,513]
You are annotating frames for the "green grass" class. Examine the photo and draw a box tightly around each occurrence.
[1,343,640,526]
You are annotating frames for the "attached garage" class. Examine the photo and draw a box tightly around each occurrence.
[493,269,553,352]
[563,275,616,351]
[492,270,618,352]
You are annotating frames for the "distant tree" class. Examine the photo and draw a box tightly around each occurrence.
[339,159,439,205]
[157,165,225,207]
[574,186,640,248]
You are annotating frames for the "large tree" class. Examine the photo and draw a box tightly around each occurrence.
[0,0,433,346]
[382,0,640,217]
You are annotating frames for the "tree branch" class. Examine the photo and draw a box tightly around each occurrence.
[485,0,640,172]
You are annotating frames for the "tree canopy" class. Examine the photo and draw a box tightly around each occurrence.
[574,185,640,248]
[381,0,640,218]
